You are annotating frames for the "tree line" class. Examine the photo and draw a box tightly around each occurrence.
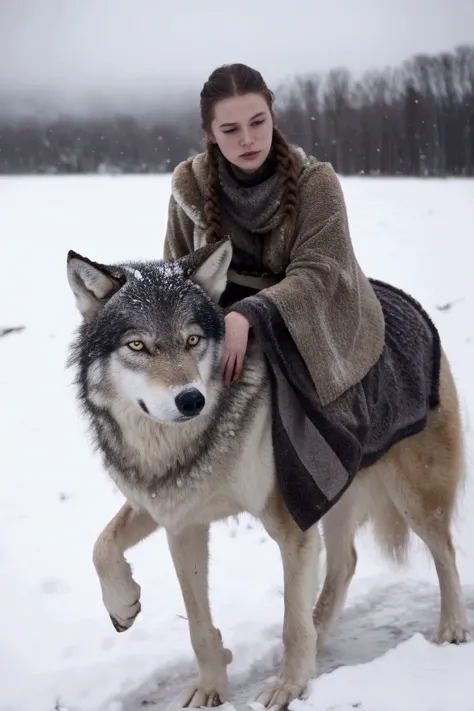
[0,44,473,177]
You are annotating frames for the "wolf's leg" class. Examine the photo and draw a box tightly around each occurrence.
[414,519,470,644]
[93,502,158,632]
[383,351,470,644]
[166,525,232,709]
[254,489,320,710]
[386,474,470,643]
[312,484,359,649]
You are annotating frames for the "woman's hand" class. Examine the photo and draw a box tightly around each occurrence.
[222,311,250,385]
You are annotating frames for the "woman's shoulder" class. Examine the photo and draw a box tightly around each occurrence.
[290,144,340,186]
[289,144,345,211]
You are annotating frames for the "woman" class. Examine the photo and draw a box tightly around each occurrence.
[164,62,440,531]
[164,62,385,394]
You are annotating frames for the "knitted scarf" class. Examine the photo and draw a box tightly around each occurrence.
[216,150,285,234]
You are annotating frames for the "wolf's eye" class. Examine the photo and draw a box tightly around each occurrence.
[187,335,201,347]
[127,341,144,351]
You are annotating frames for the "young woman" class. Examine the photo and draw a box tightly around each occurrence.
[163,62,440,533]
[164,62,385,396]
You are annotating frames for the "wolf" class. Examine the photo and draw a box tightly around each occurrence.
[66,238,470,710]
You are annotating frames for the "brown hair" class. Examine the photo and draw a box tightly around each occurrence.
[200,63,298,243]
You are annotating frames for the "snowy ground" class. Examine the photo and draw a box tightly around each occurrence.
[1,173,473,711]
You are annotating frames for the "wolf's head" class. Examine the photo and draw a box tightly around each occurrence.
[67,239,232,424]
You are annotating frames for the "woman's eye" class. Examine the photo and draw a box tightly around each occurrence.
[187,335,201,347]
[127,341,145,351]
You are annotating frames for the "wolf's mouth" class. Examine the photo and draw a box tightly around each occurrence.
[137,400,200,424]
[138,399,149,414]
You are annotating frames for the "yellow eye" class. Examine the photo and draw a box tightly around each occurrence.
[127,341,144,351]
[187,335,201,347]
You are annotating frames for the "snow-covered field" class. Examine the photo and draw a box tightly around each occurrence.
[1,173,473,711]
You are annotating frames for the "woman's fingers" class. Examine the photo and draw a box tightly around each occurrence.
[223,353,236,386]
[233,352,244,382]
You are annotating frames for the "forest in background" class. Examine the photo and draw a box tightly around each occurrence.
[0,44,473,176]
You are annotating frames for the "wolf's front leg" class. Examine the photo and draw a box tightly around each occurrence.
[93,502,159,631]
[166,524,233,709]
[256,490,321,709]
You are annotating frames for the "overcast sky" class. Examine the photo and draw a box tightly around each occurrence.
[1,0,473,115]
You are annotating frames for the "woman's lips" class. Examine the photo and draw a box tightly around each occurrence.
[240,151,260,160]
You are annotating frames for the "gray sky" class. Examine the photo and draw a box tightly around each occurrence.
[1,0,473,116]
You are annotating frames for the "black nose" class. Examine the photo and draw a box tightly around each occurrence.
[175,388,205,417]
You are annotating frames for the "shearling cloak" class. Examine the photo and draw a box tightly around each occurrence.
[163,146,441,531]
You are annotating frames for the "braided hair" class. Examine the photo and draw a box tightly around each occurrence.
[203,141,222,244]
[200,63,298,244]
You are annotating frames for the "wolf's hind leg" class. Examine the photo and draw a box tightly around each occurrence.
[312,482,361,649]
[384,350,470,644]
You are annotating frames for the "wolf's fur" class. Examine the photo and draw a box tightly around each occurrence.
[67,239,470,710]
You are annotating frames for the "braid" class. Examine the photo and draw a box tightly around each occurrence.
[272,126,298,228]
[203,141,222,244]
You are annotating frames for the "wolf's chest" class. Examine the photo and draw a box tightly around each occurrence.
[108,423,275,534]
[110,463,246,533]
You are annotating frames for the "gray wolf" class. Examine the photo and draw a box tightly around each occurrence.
[66,238,470,710]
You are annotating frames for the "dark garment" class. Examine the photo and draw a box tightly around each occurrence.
[226,278,441,532]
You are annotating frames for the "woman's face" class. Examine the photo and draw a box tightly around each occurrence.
[208,93,273,173]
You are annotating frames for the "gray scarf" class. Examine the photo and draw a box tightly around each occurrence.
[216,150,285,234]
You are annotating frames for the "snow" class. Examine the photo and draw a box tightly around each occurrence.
[1,173,473,711]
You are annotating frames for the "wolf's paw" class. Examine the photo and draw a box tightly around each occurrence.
[432,619,471,645]
[252,675,308,710]
[166,677,229,710]
[102,578,142,633]
[166,646,232,711]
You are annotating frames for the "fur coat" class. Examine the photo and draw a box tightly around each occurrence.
[163,144,385,406]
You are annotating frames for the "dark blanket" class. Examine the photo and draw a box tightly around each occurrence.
[233,280,441,532]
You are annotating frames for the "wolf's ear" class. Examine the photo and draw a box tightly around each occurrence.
[67,251,125,322]
[189,238,232,303]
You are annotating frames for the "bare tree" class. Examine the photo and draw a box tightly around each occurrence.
[0,45,473,177]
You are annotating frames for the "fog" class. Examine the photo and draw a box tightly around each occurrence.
[1,0,473,116]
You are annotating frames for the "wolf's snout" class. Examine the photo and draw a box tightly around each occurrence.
[175,388,205,418]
